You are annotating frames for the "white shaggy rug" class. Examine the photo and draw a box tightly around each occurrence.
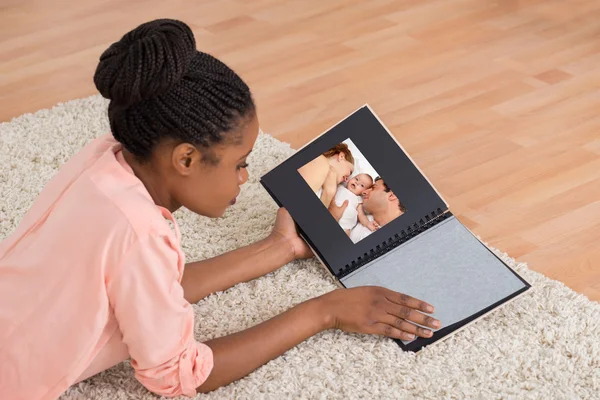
[1,95,599,400]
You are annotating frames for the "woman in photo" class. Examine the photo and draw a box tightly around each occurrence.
[297,143,355,208]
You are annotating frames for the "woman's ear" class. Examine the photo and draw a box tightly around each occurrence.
[337,152,345,162]
[172,143,198,175]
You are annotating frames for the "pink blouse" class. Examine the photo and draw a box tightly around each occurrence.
[0,133,213,399]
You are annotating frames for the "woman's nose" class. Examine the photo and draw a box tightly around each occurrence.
[239,168,249,185]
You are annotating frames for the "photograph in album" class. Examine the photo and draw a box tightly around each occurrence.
[298,138,407,244]
[260,105,532,352]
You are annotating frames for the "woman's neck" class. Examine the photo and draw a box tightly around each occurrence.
[122,149,181,213]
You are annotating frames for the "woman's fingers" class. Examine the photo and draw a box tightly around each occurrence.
[382,289,441,330]
[372,323,418,341]
[323,286,441,342]
[384,288,434,313]
[386,302,441,330]
[377,313,435,338]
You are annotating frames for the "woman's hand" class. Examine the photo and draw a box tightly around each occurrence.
[195,286,440,393]
[318,166,339,209]
[323,165,338,194]
[318,286,441,341]
[270,208,313,260]
[328,200,348,222]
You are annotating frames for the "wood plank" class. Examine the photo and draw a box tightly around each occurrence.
[1,0,599,302]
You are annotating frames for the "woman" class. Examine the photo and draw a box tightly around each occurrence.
[298,143,355,208]
[0,19,441,399]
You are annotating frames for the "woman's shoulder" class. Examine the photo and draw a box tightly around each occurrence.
[66,142,177,244]
[299,154,328,171]
[297,155,330,192]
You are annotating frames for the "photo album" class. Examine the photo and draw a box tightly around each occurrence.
[260,105,532,352]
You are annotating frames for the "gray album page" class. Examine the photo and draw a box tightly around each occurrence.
[340,216,527,344]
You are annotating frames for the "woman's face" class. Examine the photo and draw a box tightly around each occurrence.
[331,153,354,184]
[169,113,260,218]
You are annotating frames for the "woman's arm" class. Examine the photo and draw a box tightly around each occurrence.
[198,297,325,393]
[297,155,330,193]
[319,191,334,208]
[181,234,294,304]
[319,166,338,208]
[197,287,441,393]
[181,208,313,304]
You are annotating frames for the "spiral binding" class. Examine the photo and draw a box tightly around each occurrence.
[337,208,452,278]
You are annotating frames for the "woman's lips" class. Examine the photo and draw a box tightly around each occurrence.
[230,190,240,205]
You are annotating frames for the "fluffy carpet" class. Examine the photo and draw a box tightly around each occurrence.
[1,95,599,400]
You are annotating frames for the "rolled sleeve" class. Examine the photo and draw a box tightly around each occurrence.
[107,233,214,397]
[135,340,214,397]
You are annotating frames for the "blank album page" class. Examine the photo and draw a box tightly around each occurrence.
[340,216,528,344]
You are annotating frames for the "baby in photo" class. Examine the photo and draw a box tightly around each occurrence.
[334,173,379,234]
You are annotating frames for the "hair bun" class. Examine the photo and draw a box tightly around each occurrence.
[94,19,196,107]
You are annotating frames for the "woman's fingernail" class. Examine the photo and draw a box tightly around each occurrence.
[407,334,415,339]
[427,306,434,312]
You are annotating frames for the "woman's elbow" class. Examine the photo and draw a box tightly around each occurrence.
[134,341,214,397]
[196,380,219,394]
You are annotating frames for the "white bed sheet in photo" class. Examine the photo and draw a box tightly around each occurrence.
[343,138,379,181]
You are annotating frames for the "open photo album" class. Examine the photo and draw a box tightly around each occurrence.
[260,105,532,352]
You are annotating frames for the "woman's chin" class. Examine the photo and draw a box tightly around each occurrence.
[214,201,237,217]
[190,206,228,219]
[217,201,237,216]
[188,199,237,218]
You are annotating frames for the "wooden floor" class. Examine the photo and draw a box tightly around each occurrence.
[1,0,599,302]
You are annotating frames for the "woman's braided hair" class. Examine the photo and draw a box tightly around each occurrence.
[94,19,255,163]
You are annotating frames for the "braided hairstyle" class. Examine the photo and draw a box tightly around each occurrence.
[94,19,255,164]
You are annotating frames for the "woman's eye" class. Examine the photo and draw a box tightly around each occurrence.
[237,162,249,170]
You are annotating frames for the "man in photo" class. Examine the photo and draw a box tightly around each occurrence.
[329,177,406,243]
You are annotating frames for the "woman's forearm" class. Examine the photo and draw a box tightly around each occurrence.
[319,188,335,208]
[197,297,328,393]
[181,235,294,304]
